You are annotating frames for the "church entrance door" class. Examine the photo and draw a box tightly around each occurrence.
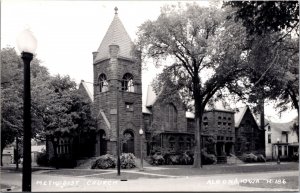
[122,130,134,154]
[99,130,107,155]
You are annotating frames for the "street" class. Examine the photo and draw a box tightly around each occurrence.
[1,162,298,192]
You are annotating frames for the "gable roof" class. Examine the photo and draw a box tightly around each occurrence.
[94,10,134,62]
[234,106,248,127]
[79,80,93,102]
[265,119,295,133]
[145,85,157,107]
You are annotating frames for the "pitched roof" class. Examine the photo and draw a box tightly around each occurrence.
[79,80,93,102]
[267,120,295,133]
[94,10,134,62]
[145,85,157,107]
[234,106,248,127]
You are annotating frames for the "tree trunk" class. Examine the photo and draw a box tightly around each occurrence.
[15,137,19,170]
[259,98,266,156]
[192,74,203,168]
[1,146,4,166]
[193,116,202,168]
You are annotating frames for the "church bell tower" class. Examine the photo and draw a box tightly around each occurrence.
[92,7,142,157]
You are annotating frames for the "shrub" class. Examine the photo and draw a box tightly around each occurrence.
[179,152,192,165]
[202,153,217,165]
[168,154,181,165]
[49,154,77,168]
[242,153,258,163]
[256,154,266,162]
[120,153,136,169]
[36,151,49,166]
[91,154,116,169]
[201,149,217,165]
[148,153,165,165]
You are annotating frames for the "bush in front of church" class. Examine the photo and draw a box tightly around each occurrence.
[147,153,165,165]
[120,153,136,169]
[91,154,116,169]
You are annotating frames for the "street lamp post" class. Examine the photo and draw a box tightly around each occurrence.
[277,138,280,164]
[139,128,144,171]
[17,28,37,192]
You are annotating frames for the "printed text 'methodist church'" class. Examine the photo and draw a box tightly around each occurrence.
[48,8,265,162]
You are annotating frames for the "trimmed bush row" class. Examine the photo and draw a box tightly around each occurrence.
[91,153,136,169]
[147,150,217,165]
[241,153,266,163]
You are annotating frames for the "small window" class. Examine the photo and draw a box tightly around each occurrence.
[268,125,271,132]
[203,117,208,120]
[223,122,226,125]
[228,117,231,121]
[218,116,221,120]
[228,127,231,131]
[228,123,231,126]
[223,117,226,120]
[268,134,271,144]
[204,122,208,126]
[125,102,133,111]
[218,122,221,126]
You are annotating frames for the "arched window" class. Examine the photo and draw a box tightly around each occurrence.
[122,73,134,92]
[99,74,108,92]
[164,103,177,130]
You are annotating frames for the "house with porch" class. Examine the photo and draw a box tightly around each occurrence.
[265,119,299,160]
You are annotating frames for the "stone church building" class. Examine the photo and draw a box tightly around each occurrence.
[48,8,265,161]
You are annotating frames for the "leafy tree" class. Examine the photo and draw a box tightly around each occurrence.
[225,1,299,134]
[39,75,96,165]
[1,47,50,165]
[137,3,248,168]
[224,1,299,36]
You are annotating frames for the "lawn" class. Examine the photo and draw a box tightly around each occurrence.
[140,162,299,177]
[42,169,110,177]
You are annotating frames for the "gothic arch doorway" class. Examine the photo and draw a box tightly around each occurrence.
[122,130,134,154]
[99,130,107,156]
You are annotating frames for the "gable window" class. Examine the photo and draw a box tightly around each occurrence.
[268,125,271,131]
[164,103,177,130]
[99,74,108,92]
[122,73,134,92]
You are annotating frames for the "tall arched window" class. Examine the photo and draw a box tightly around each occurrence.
[122,73,134,92]
[99,74,108,92]
[164,103,177,130]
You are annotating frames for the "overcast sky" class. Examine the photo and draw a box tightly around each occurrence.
[1,0,297,123]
